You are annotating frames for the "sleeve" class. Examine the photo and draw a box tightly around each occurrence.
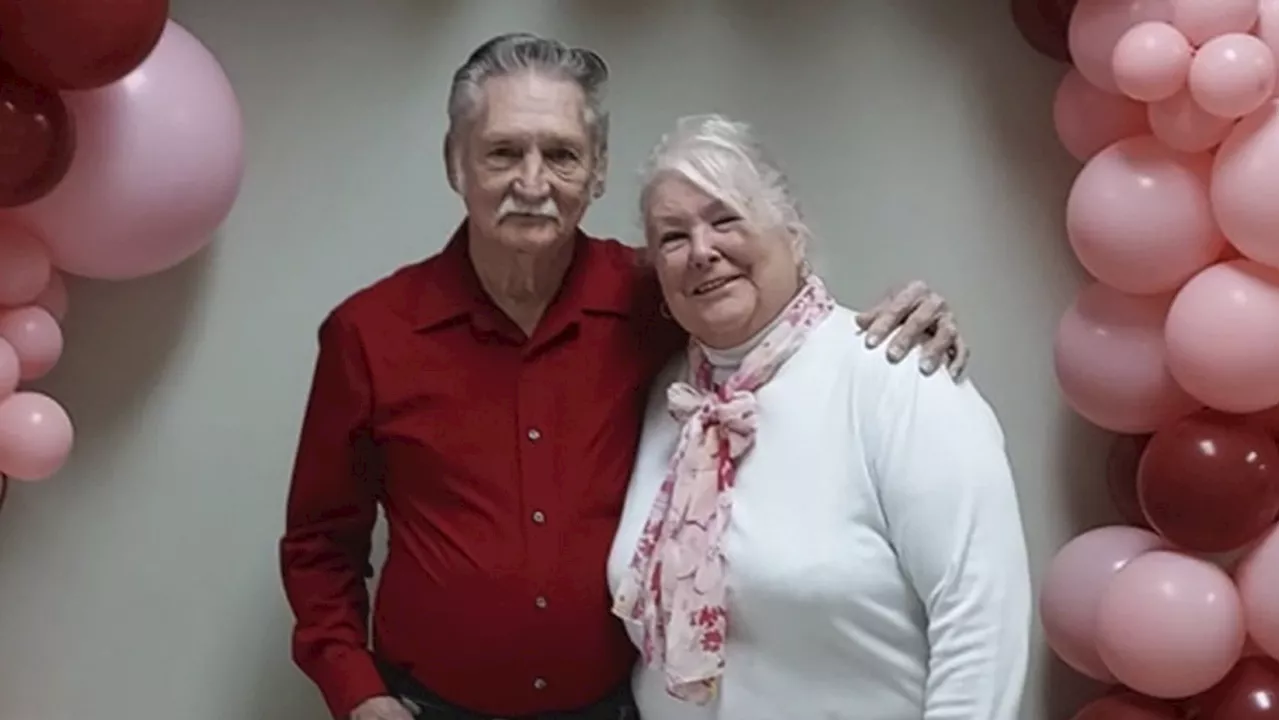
[279,311,387,718]
[866,350,1031,720]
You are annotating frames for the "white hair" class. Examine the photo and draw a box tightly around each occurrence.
[638,114,812,250]
[446,33,610,188]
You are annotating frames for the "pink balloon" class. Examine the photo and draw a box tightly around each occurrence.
[7,20,244,281]
[29,270,68,322]
[1054,68,1151,160]
[1113,22,1193,101]
[0,305,63,381]
[1234,525,1278,659]
[1041,526,1170,682]
[0,224,52,306]
[1171,0,1259,46]
[1257,0,1279,66]
[1066,136,1222,294]
[1147,89,1236,151]
[0,338,18,396]
[1211,100,1278,267]
[1069,0,1174,95]
[0,391,73,481]
[1054,282,1201,433]
[1165,260,1279,412]
[1188,33,1276,118]
[1096,550,1246,698]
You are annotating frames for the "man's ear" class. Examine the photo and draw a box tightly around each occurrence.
[443,134,461,194]
[590,148,608,199]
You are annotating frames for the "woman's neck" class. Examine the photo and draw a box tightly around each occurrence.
[699,309,788,369]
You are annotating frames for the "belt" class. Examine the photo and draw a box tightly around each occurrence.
[374,659,636,720]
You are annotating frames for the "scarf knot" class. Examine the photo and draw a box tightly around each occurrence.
[667,383,759,460]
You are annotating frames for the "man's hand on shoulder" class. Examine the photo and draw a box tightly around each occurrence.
[855,279,969,381]
[350,695,415,720]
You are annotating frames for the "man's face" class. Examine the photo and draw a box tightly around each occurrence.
[453,72,599,255]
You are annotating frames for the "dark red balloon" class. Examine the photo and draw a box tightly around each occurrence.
[0,0,169,90]
[0,65,75,207]
[1106,434,1153,527]
[1138,410,1279,553]
[1186,657,1278,719]
[1010,0,1077,63]
[1073,691,1183,719]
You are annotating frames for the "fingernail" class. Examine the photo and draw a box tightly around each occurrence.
[921,359,936,374]
[866,333,882,348]
[888,346,904,361]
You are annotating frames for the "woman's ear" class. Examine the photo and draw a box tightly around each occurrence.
[786,223,808,265]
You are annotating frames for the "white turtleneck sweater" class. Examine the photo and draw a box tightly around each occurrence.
[606,305,1031,720]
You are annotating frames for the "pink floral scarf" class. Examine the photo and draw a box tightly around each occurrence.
[611,275,836,703]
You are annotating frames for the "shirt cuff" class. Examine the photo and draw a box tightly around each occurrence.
[317,648,386,719]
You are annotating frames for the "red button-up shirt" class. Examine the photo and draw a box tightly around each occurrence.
[280,225,682,718]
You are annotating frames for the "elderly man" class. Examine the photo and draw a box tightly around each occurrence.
[281,32,970,720]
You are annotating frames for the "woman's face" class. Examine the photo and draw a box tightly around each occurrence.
[645,174,804,349]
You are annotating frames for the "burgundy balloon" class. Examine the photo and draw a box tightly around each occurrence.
[1073,691,1182,719]
[1010,0,1077,62]
[1186,657,1279,719]
[0,0,169,90]
[1106,434,1153,527]
[0,66,75,208]
[1137,410,1280,553]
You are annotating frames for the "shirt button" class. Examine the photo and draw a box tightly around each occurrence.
[533,677,548,690]
[531,510,546,524]
[527,428,541,441]
[534,596,548,609]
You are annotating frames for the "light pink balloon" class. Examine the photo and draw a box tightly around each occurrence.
[1257,0,1280,66]
[0,391,73,481]
[1188,33,1277,118]
[1148,89,1237,151]
[1097,550,1245,698]
[0,338,19,397]
[29,271,68,322]
[1234,524,1278,659]
[1054,282,1201,433]
[1066,135,1222,294]
[1069,0,1174,95]
[0,306,63,381]
[1040,526,1170,682]
[0,224,52,306]
[1113,22,1193,101]
[8,20,244,281]
[1165,259,1279,412]
[1211,100,1278,267]
[1054,68,1151,161]
[1171,0,1259,46]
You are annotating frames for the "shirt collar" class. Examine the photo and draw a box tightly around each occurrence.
[409,220,635,332]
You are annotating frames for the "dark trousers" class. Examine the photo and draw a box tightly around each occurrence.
[375,660,637,720]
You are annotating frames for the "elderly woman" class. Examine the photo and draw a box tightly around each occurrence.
[606,115,1031,719]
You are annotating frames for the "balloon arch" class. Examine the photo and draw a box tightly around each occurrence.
[1014,0,1278,717]
[0,2,245,489]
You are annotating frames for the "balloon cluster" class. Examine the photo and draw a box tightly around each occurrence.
[0,2,244,484]
[1013,0,1279,717]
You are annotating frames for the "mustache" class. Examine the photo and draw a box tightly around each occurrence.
[497,195,560,221]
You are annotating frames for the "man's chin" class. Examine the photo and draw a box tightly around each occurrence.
[498,226,571,252]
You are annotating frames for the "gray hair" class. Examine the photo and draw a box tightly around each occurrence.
[639,114,812,251]
[446,33,611,184]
